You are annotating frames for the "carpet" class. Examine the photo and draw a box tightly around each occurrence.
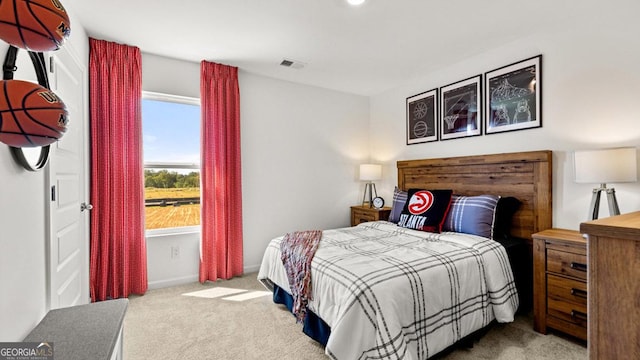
[124,273,587,360]
[182,287,271,301]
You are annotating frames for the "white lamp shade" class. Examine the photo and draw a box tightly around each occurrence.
[359,164,382,181]
[574,147,638,184]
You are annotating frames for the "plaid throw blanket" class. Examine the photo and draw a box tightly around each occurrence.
[280,230,322,322]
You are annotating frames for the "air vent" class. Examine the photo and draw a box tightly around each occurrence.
[279,58,306,70]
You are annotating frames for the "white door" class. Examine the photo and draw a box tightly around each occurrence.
[46,44,89,309]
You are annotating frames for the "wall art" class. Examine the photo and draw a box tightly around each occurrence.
[439,75,482,140]
[485,55,542,134]
[406,89,438,144]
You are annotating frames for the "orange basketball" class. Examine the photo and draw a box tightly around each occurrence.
[0,79,68,147]
[0,0,71,51]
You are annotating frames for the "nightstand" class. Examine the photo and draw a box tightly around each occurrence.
[532,228,587,341]
[350,206,391,226]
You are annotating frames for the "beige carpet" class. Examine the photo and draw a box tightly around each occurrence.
[124,273,587,360]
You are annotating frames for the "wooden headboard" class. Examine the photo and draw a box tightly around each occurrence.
[397,150,552,243]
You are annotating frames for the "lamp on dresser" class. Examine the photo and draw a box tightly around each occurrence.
[573,147,637,220]
[359,163,381,208]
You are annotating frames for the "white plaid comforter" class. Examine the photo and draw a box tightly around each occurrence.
[258,221,518,360]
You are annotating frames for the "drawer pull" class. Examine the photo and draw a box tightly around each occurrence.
[570,262,587,272]
[570,288,588,299]
[571,310,588,321]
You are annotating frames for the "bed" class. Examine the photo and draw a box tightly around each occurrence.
[258,150,552,359]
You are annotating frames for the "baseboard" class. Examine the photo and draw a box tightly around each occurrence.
[244,264,260,274]
[148,265,261,290]
[148,275,199,290]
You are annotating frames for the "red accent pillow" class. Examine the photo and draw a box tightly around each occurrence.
[398,189,453,233]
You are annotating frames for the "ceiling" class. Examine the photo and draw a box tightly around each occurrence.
[63,0,595,96]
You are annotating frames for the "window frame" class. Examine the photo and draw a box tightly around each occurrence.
[142,91,201,236]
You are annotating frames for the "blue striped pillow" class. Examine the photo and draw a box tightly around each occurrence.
[388,187,408,223]
[443,194,500,238]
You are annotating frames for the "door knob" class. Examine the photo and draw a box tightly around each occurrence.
[80,202,93,212]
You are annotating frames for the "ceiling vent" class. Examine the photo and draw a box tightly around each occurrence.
[280,58,306,70]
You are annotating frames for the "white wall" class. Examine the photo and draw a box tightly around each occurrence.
[0,11,89,341]
[369,1,640,231]
[146,231,201,289]
[142,54,370,282]
[143,53,200,99]
[0,111,47,340]
[240,72,370,270]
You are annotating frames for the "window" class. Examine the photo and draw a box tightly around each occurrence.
[142,92,200,232]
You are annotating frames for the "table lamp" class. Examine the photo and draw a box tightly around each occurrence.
[574,147,637,220]
[360,164,382,208]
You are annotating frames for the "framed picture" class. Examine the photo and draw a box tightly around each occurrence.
[439,75,482,140]
[485,55,542,134]
[406,89,438,144]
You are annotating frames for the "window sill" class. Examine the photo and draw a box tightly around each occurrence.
[145,226,200,239]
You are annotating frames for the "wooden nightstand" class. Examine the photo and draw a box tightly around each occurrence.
[532,228,587,341]
[350,206,391,226]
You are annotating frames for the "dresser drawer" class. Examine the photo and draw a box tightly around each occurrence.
[547,249,587,280]
[547,274,587,307]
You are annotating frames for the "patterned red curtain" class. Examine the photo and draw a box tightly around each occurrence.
[89,38,147,301]
[199,61,243,282]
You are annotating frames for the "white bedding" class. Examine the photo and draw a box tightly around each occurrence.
[257,221,518,360]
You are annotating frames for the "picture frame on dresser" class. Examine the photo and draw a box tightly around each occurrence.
[406,89,438,144]
[439,75,482,140]
[485,55,542,134]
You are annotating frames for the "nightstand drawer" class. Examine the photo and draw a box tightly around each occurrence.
[547,274,587,307]
[548,296,588,328]
[350,206,391,226]
[547,249,587,280]
[533,228,588,341]
[353,210,376,224]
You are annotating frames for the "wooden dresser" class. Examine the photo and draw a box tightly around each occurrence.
[532,228,587,341]
[580,211,640,360]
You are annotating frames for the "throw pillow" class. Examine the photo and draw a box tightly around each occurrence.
[493,196,522,240]
[443,194,500,239]
[398,189,453,233]
[388,186,408,223]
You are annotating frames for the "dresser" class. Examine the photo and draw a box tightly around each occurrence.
[580,211,640,360]
[532,228,587,341]
[350,205,391,226]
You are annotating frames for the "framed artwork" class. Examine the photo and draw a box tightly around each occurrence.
[406,89,438,144]
[439,75,482,140]
[485,55,542,134]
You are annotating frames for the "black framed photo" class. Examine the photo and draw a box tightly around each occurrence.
[406,89,438,144]
[485,55,542,134]
[439,75,482,140]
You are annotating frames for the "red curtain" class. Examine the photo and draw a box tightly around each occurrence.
[199,61,243,282]
[89,38,147,301]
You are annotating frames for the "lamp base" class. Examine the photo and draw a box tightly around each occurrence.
[362,182,378,208]
[588,183,620,220]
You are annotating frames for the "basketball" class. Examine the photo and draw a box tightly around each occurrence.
[0,79,68,147]
[0,0,71,52]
